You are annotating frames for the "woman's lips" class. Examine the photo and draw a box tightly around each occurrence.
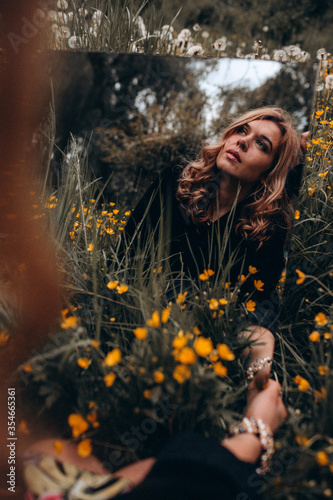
[226,150,241,163]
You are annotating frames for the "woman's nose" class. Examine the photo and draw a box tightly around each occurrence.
[238,137,248,151]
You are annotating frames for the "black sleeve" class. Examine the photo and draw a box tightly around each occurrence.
[118,432,263,500]
[239,228,287,334]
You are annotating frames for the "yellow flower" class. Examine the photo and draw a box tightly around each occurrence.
[210,351,219,362]
[116,284,128,294]
[219,298,228,305]
[315,312,327,326]
[104,372,116,387]
[279,271,286,283]
[153,371,165,383]
[173,332,188,350]
[318,365,329,376]
[104,348,122,366]
[105,228,115,235]
[316,451,329,466]
[107,280,119,289]
[147,311,161,328]
[77,357,91,369]
[53,440,64,454]
[143,389,152,399]
[296,269,305,285]
[239,274,246,283]
[199,269,215,281]
[208,298,219,310]
[214,361,228,377]
[91,340,100,348]
[249,266,258,274]
[87,411,98,423]
[77,439,92,458]
[295,435,309,446]
[18,420,29,435]
[60,315,77,329]
[254,280,264,291]
[87,243,94,251]
[324,332,332,340]
[217,343,235,361]
[294,210,300,219]
[68,414,89,437]
[161,306,171,324]
[293,375,310,391]
[315,387,327,400]
[133,327,148,340]
[153,266,162,274]
[192,326,201,335]
[246,300,256,312]
[194,337,213,357]
[0,331,9,346]
[173,364,191,384]
[23,364,33,373]
[125,211,131,216]
[309,331,320,342]
[176,292,188,304]
[178,347,196,365]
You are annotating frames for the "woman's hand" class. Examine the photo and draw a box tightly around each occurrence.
[240,325,275,395]
[245,379,287,433]
[300,131,310,154]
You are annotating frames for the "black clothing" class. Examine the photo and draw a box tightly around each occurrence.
[122,166,286,332]
[119,432,263,500]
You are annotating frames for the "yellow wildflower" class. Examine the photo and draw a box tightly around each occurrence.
[240,274,246,283]
[246,300,256,312]
[249,266,258,274]
[105,228,115,235]
[133,327,148,340]
[125,211,131,216]
[77,357,91,369]
[309,331,320,342]
[23,364,33,373]
[110,317,115,322]
[194,336,213,357]
[324,332,332,340]
[60,315,77,330]
[113,209,119,215]
[219,298,228,305]
[173,364,191,384]
[77,439,92,458]
[176,292,188,304]
[104,372,116,387]
[153,266,162,274]
[107,280,119,289]
[153,371,165,384]
[87,243,94,251]
[210,351,219,362]
[116,284,128,294]
[296,269,305,285]
[147,311,161,328]
[208,298,219,310]
[199,269,215,281]
[316,451,329,466]
[315,387,327,401]
[91,340,100,348]
[214,361,228,377]
[217,343,235,361]
[68,414,89,437]
[173,332,188,350]
[254,280,264,291]
[161,306,171,324]
[315,312,327,326]
[178,347,196,365]
[0,331,9,346]
[279,271,286,283]
[53,440,64,454]
[192,326,201,335]
[293,375,310,391]
[318,366,329,376]
[104,348,121,366]
[295,435,309,446]
[143,389,152,399]
[294,210,300,219]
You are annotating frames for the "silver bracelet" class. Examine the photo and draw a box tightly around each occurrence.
[246,357,272,381]
[228,416,274,474]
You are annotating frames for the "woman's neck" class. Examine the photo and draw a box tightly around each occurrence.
[211,174,252,221]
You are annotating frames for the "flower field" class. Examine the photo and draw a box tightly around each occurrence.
[4,1,333,498]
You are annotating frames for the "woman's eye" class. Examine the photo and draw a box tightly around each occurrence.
[238,126,246,134]
[256,140,267,151]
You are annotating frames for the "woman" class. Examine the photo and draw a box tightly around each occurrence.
[122,107,303,388]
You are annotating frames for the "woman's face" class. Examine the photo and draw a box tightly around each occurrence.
[216,119,282,186]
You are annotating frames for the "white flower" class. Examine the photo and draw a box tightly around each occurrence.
[57,0,68,10]
[179,29,191,39]
[299,51,311,62]
[92,9,104,23]
[236,47,243,58]
[325,74,333,90]
[201,31,210,39]
[261,54,271,60]
[213,37,227,51]
[317,48,327,60]
[59,26,71,38]
[161,25,174,33]
[273,49,288,62]
[244,53,256,59]
[48,10,58,22]
[68,36,81,49]
[57,12,68,25]
[135,16,147,38]
[78,8,89,18]
[193,23,200,32]
[67,12,74,22]
[186,44,204,56]
[284,45,301,57]
[51,23,60,33]
[262,25,269,32]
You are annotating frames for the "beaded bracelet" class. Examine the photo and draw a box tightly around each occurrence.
[228,416,274,474]
[246,357,272,381]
